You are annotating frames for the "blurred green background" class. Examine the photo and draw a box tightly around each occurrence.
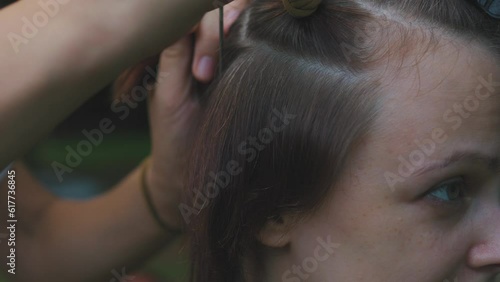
[0,1,191,280]
[0,85,189,282]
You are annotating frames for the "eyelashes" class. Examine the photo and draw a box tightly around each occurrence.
[424,176,467,205]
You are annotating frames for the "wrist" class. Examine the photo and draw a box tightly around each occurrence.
[144,159,184,231]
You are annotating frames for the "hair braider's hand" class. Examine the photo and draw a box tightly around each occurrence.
[146,35,199,228]
[145,1,249,228]
[192,0,250,82]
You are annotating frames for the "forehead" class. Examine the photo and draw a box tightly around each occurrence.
[371,40,500,156]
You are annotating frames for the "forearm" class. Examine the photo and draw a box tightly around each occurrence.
[2,163,180,282]
[0,0,212,168]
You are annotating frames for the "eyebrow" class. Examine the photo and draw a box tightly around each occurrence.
[411,150,500,177]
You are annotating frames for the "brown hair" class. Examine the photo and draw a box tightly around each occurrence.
[116,0,500,281]
[182,0,500,281]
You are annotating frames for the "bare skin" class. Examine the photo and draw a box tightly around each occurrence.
[0,0,241,169]
[259,40,500,281]
[0,1,248,281]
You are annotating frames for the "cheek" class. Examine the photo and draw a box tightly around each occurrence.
[299,183,469,281]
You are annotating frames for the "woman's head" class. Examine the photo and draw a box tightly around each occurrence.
[184,0,500,281]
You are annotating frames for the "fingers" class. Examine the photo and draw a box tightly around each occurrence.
[223,0,250,34]
[192,0,248,82]
[152,35,194,117]
[147,36,201,223]
[192,9,220,83]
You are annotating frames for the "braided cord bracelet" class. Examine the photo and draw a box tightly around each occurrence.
[140,158,183,235]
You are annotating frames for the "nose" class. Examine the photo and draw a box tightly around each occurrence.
[468,242,500,269]
[467,200,500,273]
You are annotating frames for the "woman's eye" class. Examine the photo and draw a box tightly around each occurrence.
[426,177,466,203]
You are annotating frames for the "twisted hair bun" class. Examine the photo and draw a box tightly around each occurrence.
[282,0,322,18]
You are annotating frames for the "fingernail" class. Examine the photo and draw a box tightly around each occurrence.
[197,56,215,81]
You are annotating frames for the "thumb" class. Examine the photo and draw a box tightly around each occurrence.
[152,35,195,116]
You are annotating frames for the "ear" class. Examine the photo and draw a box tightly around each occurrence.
[257,214,295,248]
